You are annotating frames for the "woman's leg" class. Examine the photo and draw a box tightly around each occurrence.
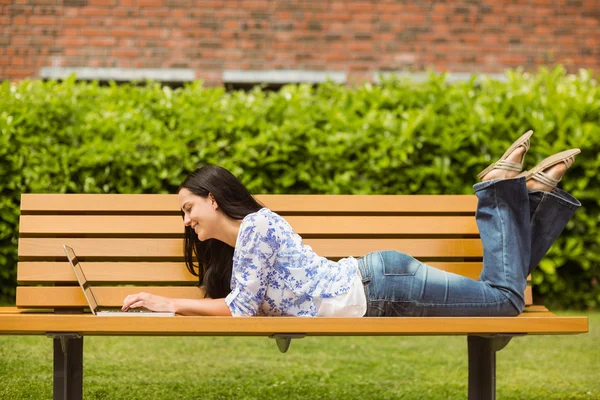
[358,250,520,317]
[473,176,531,313]
[357,177,532,317]
[356,178,582,317]
[527,187,581,275]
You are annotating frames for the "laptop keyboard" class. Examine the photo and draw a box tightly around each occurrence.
[100,308,149,313]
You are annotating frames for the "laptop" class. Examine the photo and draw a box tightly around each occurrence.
[63,245,175,317]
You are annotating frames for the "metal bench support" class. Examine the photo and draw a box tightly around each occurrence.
[269,334,306,353]
[467,334,523,400]
[47,332,83,400]
[48,306,84,400]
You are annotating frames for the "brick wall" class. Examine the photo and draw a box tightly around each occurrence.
[1,0,599,85]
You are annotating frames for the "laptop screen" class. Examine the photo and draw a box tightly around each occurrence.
[63,245,100,314]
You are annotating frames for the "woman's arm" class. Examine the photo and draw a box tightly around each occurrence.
[172,297,232,316]
[122,292,232,316]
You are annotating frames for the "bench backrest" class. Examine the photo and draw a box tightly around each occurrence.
[16,194,532,310]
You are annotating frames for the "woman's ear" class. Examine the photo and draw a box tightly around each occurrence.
[208,193,218,210]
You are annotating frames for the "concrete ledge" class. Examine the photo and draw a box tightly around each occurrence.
[373,71,507,84]
[223,69,346,84]
[39,67,196,82]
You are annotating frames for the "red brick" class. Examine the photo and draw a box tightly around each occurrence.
[30,36,54,46]
[535,26,552,35]
[240,1,269,9]
[330,2,348,12]
[63,17,88,26]
[64,8,78,17]
[63,28,79,36]
[11,37,28,45]
[12,57,26,66]
[350,23,374,32]
[347,2,372,13]
[29,16,58,25]
[115,18,136,27]
[32,5,62,15]
[376,3,403,13]
[112,28,137,37]
[500,55,526,65]
[81,8,112,17]
[140,28,163,38]
[81,28,107,36]
[138,0,164,7]
[89,0,117,5]
[141,8,170,17]
[400,14,426,23]
[6,68,35,77]
[112,48,139,57]
[171,9,186,18]
[223,20,237,29]
[348,42,372,52]
[58,37,86,46]
[325,53,347,62]
[90,37,116,46]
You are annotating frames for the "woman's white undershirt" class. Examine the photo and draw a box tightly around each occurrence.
[314,265,367,317]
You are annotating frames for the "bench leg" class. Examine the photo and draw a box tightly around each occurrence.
[467,335,515,400]
[50,334,83,400]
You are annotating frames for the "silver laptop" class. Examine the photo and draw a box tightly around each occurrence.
[63,245,174,317]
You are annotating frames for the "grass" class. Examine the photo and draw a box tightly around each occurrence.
[0,311,597,400]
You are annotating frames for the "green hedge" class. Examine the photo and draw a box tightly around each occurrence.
[1,66,599,309]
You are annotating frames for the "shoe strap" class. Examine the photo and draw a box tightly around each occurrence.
[530,156,575,188]
[564,157,574,169]
[495,160,522,173]
[532,170,560,188]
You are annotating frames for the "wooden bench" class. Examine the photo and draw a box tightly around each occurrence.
[0,193,588,400]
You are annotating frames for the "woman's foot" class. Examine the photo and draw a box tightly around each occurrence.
[525,156,576,192]
[477,130,533,181]
[481,146,527,181]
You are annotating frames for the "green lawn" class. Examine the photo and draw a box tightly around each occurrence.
[0,311,597,400]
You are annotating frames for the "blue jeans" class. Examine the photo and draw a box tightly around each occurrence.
[356,177,581,317]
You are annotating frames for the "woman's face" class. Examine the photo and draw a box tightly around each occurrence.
[178,188,219,241]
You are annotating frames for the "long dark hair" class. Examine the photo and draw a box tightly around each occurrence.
[178,165,263,299]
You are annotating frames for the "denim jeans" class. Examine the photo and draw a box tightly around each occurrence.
[356,177,581,317]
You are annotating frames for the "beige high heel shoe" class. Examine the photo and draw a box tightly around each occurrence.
[477,130,533,181]
[516,148,581,189]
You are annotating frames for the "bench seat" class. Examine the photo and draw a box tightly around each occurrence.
[0,312,588,336]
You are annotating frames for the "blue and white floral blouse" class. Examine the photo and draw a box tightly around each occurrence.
[224,208,364,317]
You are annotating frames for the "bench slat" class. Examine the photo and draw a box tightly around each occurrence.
[15,286,532,308]
[0,314,588,335]
[17,262,198,283]
[4,305,545,316]
[16,262,486,283]
[19,215,480,236]
[21,194,478,213]
[16,286,206,308]
[18,238,484,259]
[525,288,532,305]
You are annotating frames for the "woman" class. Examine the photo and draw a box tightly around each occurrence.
[122,130,581,317]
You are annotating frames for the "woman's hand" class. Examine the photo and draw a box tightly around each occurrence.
[122,292,176,313]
